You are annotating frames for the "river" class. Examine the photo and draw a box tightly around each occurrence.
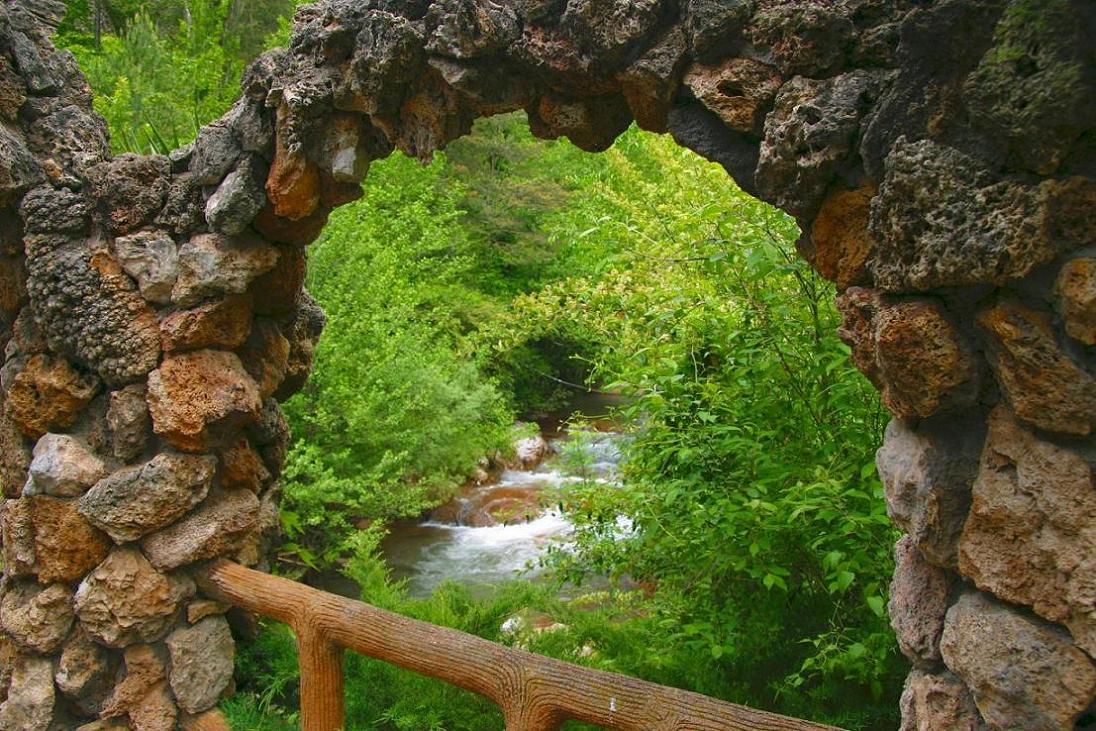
[379,395,627,598]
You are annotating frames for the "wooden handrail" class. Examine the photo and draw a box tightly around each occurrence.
[197,560,842,731]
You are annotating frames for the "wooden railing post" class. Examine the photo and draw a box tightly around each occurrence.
[297,626,346,731]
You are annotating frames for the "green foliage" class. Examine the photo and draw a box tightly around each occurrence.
[477,130,902,727]
[279,153,517,569]
[56,0,290,153]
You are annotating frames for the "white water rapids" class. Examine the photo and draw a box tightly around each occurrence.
[381,429,625,598]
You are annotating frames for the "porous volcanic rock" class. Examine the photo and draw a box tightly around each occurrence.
[147,350,262,453]
[100,643,177,731]
[940,591,1096,731]
[205,155,267,236]
[165,616,234,714]
[870,139,1096,292]
[236,318,290,399]
[106,383,151,463]
[30,495,112,583]
[5,353,98,438]
[56,627,119,716]
[86,154,171,237]
[959,406,1096,657]
[807,182,875,289]
[683,57,781,136]
[171,233,280,307]
[0,580,74,653]
[159,294,253,353]
[976,296,1096,436]
[74,547,195,648]
[141,488,260,571]
[1,496,36,575]
[23,241,162,386]
[218,436,270,493]
[111,230,179,305]
[78,452,215,543]
[837,288,980,419]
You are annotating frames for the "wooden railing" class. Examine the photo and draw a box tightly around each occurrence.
[198,560,841,731]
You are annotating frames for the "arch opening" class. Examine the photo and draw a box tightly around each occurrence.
[1,0,1095,728]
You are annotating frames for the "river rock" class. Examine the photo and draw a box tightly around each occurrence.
[78,453,216,543]
[100,643,176,731]
[165,616,234,714]
[0,654,54,731]
[159,294,253,353]
[111,231,178,305]
[0,581,74,653]
[876,416,984,568]
[205,156,266,236]
[889,535,953,668]
[73,547,195,648]
[56,627,118,715]
[171,232,280,307]
[958,406,1096,657]
[147,350,262,453]
[940,590,1096,731]
[106,383,150,462]
[5,353,98,438]
[141,488,260,570]
[512,433,549,469]
[1055,257,1096,345]
[31,496,111,583]
[899,669,987,731]
[22,433,106,497]
[977,296,1096,436]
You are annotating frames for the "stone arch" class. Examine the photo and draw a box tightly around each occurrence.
[1,0,1095,728]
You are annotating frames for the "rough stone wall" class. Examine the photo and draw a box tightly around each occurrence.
[0,0,1093,728]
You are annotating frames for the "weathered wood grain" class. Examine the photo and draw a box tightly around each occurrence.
[198,560,843,731]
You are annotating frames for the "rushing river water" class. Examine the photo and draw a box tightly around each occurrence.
[380,408,625,599]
